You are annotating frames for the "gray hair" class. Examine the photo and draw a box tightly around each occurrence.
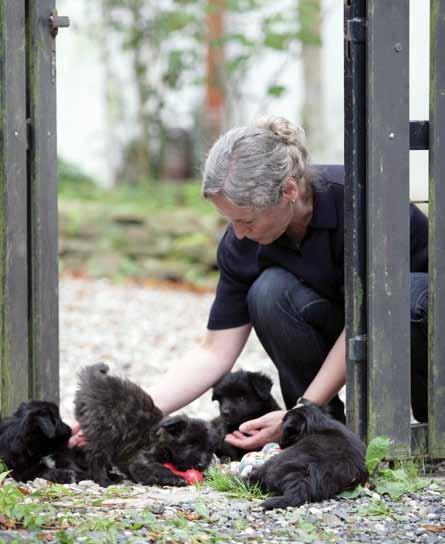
[202,116,310,208]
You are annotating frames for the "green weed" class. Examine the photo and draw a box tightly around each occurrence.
[205,465,269,500]
[341,436,431,501]
[357,497,390,519]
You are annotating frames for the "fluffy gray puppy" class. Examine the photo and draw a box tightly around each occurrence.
[75,363,217,487]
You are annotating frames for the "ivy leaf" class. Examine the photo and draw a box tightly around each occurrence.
[365,436,391,473]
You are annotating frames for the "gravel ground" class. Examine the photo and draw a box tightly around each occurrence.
[43,277,439,542]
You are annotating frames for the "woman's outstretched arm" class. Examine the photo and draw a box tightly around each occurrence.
[149,324,252,414]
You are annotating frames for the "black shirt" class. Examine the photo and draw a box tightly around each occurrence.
[208,165,428,330]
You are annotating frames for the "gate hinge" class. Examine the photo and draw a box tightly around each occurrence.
[346,17,366,44]
[348,334,367,362]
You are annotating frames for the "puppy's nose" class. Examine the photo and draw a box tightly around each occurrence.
[221,408,231,418]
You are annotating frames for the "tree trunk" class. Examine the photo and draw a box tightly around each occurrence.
[298,0,323,155]
[129,0,152,182]
[205,0,225,145]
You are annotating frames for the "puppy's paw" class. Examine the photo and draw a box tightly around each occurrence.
[158,473,188,487]
[246,466,263,485]
[261,495,291,510]
[43,468,77,484]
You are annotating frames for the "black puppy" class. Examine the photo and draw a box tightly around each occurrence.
[75,363,218,487]
[247,403,368,510]
[211,370,281,461]
[0,400,88,483]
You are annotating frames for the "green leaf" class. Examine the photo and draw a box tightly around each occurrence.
[339,484,365,499]
[263,31,290,50]
[357,498,390,519]
[365,436,391,473]
[267,84,286,97]
[375,479,408,500]
[0,470,12,486]
[227,54,250,74]
[195,501,210,520]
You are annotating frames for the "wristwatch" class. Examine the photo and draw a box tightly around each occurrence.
[290,396,312,410]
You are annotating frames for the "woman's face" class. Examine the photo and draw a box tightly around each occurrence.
[210,192,294,245]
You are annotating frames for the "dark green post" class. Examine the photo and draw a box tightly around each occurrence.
[428,0,445,459]
[366,0,411,457]
[26,0,60,403]
[0,1,30,416]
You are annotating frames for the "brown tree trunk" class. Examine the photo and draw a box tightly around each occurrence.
[299,0,323,154]
[205,0,225,145]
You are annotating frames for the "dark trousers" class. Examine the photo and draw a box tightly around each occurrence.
[247,267,428,423]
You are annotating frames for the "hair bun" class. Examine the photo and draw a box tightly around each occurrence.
[255,116,306,146]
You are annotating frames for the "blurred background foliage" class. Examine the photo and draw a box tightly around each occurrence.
[58,0,324,287]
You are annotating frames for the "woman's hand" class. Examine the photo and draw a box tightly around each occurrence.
[224,409,287,451]
[68,422,86,448]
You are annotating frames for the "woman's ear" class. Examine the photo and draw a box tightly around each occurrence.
[282,177,299,203]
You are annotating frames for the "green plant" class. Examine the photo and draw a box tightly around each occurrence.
[341,436,431,501]
[205,465,269,500]
[357,497,390,519]
[365,436,392,473]
[0,480,56,530]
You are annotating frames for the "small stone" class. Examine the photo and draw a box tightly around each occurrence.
[321,513,342,526]
[308,507,323,519]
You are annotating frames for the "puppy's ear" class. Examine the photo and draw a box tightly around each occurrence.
[36,415,56,439]
[280,409,308,448]
[159,416,187,435]
[248,372,273,401]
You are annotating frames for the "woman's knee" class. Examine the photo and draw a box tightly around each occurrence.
[247,267,335,332]
[247,267,295,326]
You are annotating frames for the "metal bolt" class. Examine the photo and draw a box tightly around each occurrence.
[388,132,395,139]
[49,9,70,37]
[394,43,402,52]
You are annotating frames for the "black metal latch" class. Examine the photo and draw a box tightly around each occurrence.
[49,9,70,37]
[346,17,366,44]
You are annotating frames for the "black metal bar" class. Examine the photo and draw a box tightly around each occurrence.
[26,0,59,403]
[367,0,411,457]
[0,0,30,416]
[410,121,429,150]
[344,0,368,441]
[428,0,445,459]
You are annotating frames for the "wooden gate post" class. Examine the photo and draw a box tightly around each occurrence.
[27,0,62,404]
[0,1,68,416]
[0,2,30,416]
[428,0,445,459]
[366,0,411,457]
